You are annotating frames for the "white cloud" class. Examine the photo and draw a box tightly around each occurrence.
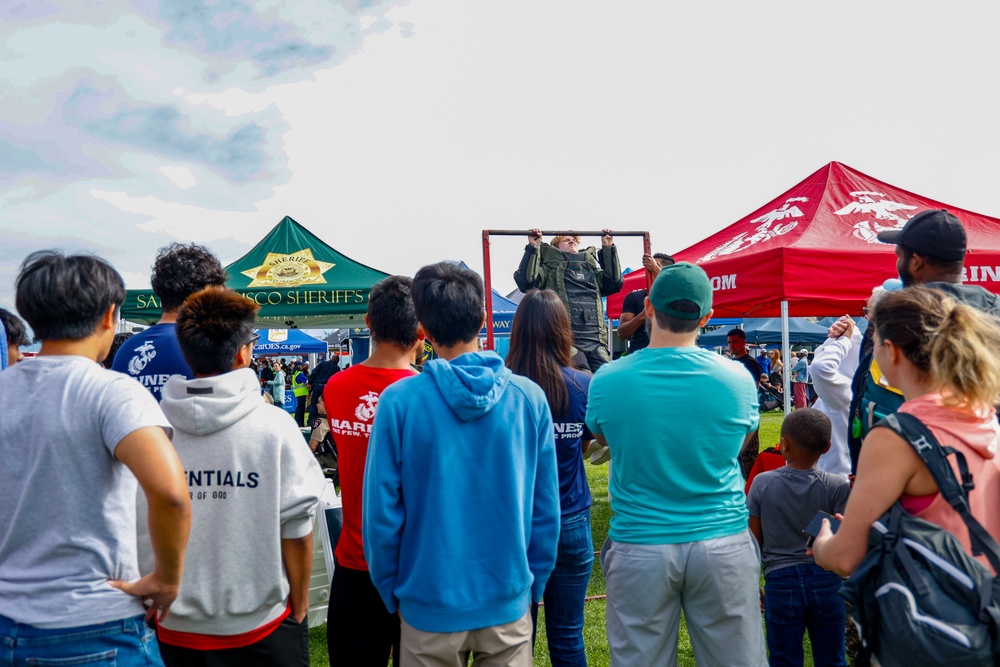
[159,166,197,189]
[5,0,1000,311]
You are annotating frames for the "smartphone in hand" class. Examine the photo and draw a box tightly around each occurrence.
[803,511,841,548]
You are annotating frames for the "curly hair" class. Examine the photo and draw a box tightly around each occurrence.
[781,408,832,456]
[550,235,582,247]
[151,243,228,312]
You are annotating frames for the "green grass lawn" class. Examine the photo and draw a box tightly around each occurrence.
[309,411,803,666]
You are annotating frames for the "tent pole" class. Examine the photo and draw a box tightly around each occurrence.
[482,230,495,351]
[781,300,791,414]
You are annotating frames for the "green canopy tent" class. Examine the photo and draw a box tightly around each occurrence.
[120,216,390,328]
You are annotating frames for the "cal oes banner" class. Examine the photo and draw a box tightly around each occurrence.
[121,216,390,328]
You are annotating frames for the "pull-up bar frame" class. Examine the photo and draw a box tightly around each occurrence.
[481,230,652,351]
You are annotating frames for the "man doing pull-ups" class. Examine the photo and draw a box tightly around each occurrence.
[514,229,623,373]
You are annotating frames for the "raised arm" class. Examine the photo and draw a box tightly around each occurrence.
[810,334,856,412]
[597,231,624,295]
[514,234,545,293]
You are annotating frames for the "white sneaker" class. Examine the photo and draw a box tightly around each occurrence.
[589,445,610,465]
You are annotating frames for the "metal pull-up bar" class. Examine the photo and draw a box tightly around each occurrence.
[481,229,652,351]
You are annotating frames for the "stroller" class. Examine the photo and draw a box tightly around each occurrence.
[758,374,783,412]
[311,423,339,486]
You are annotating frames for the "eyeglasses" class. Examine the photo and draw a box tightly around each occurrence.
[246,333,260,347]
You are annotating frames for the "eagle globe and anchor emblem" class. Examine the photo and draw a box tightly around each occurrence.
[697,189,920,262]
[699,197,809,262]
[833,190,918,243]
[127,341,156,375]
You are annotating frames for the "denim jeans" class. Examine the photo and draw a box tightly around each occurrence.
[764,563,846,667]
[532,508,593,667]
[0,613,163,666]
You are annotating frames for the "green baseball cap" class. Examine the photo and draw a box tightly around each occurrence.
[648,262,712,320]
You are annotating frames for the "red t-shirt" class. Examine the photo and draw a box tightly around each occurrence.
[325,364,415,571]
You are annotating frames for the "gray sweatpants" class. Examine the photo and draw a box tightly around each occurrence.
[601,530,767,667]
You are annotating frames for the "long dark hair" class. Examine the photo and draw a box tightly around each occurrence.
[506,289,574,418]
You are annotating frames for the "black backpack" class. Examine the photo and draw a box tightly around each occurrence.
[840,412,1000,667]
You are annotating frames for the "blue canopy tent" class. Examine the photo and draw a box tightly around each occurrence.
[253,328,328,356]
[816,316,868,335]
[488,291,519,335]
[698,318,830,348]
[487,291,519,359]
[456,263,518,336]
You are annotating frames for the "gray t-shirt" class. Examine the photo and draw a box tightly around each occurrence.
[747,466,850,576]
[0,355,172,628]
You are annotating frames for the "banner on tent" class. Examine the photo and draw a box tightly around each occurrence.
[133,289,366,311]
[122,217,390,329]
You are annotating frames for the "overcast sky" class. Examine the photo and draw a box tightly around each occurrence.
[3,1,1000,322]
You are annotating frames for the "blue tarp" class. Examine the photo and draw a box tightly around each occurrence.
[253,328,328,355]
[698,318,830,347]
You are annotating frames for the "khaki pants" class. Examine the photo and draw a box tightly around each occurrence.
[399,611,532,667]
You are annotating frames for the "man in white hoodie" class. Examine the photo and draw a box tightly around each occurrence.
[810,314,864,479]
[152,286,326,666]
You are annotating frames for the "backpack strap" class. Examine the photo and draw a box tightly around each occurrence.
[879,412,1000,574]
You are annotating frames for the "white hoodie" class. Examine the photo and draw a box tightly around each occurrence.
[810,329,862,479]
[153,367,325,637]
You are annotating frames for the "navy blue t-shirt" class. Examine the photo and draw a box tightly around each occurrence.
[111,323,194,401]
[555,366,594,516]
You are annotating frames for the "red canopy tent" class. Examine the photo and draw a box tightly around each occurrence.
[608,161,1000,319]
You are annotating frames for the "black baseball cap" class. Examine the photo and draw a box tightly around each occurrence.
[876,209,966,262]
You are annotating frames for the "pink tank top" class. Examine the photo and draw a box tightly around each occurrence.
[897,393,1000,574]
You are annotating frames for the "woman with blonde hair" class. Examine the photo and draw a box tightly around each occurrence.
[767,349,783,385]
[812,286,1000,575]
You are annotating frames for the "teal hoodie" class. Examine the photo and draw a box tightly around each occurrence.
[363,351,560,633]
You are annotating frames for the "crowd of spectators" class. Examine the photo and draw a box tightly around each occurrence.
[2,209,1000,666]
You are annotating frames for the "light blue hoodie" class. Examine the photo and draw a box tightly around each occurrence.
[363,351,560,633]
[0,325,7,370]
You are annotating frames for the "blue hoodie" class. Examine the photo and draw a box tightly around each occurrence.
[363,351,560,633]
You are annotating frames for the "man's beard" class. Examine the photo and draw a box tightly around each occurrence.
[898,263,915,287]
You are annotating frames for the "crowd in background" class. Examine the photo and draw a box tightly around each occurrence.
[2,209,1000,667]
